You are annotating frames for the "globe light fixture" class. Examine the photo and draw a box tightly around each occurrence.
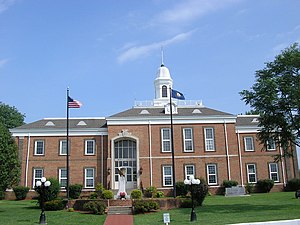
[36,177,51,224]
[184,175,200,222]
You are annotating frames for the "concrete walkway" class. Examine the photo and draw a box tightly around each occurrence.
[232,219,300,225]
[104,215,134,225]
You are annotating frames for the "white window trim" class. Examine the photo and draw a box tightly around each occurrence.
[85,140,95,155]
[85,168,95,188]
[184,165,195,180]
[34,140,45,155]
[33,168,43,187]
[267,139,276,151]
[59,140,67,155]
[244,137,255,152]
[204,127,215,151]
[183,128,194,152]
[161,128,171,153]
[59,168,67,188]
[207,164,218,185]
[163,166,173,186]
[247,164,257,183]
[269,163,279,182]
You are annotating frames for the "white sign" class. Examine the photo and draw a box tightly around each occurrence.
[163,213,170,224]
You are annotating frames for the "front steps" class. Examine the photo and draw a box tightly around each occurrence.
[108,199,133,215]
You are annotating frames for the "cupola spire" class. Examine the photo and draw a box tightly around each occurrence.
[161,46,164,67]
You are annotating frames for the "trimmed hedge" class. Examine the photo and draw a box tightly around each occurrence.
[223,180,238,188]
[68,184,83,199]
[44,199,66,211]
[176,181,188,197]
[155,191,165,198]
[131,189,142,199]
[102,190,113,199]
[133,200,159,214]
[13,186,29,200]
[257,179,274,193]
[144,186,157,198]
[286,178,300,191]
[83,201,106,215]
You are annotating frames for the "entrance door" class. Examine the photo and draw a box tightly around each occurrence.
[114,139,137,190]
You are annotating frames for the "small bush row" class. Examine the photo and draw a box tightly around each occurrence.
[83,201,106,215]
[133,200,159,214]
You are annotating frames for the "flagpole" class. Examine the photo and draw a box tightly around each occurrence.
[169,87,176,198]
[66,88,70,200]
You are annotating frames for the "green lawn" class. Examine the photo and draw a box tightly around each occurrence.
[134,192,300,225]
[0,200,106,225]
[0,192,299,225]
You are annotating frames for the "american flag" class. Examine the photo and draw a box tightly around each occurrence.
[68,96,82,108]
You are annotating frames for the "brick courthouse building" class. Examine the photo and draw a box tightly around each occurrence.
[11,63,299,195]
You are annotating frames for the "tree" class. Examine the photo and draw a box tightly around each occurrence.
[240,43,300,157]
[0,123,20,197]
[0,102,24,198]
[0,102,25,129]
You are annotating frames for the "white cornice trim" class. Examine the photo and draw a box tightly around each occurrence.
[236,126,260,133]
[139,154,239,159]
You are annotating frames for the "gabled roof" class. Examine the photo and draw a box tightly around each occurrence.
[109,106,234,118]
[11,118,107,130]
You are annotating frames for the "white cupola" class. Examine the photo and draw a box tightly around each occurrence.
[153,64,173,106]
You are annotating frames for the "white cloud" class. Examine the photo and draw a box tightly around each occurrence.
[117,30,196,64]
[0,58,9,68]
[0,0,17,14]
[153,0,241,25]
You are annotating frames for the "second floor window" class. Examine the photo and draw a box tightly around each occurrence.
[85,140,95,155]
[183,128,193,152]
[59,140,68,155]
[161,128,171,152]
[267,138,276,151]
[204,128,215,151]
[34,140,44,155]
[244,137,254,151]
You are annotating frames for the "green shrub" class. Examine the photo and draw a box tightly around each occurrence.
[286,178,300,191]
[155,191,164,198]
[44,199,66,211]
[257,179,274,193]
[13,186,29,200]
[193,178,208,206]
[144,186,157,198]
[176,181,188,197]
[68,207,74,212]
[35,178,60,208]
[131,189,142,199]
[223,180,238,188]
[90,192,98,199]
[102,190,113,199]
[180,199,193,208]
[68,184,83,199]
[95,183,105,198]
[133,200,159,214]
[83,201,106,215]
[0,190,5,200]
[245,183,254,194]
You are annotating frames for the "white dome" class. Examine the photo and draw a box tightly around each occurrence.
[156,65,171,79]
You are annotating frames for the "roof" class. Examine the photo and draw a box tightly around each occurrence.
[236,115,260,126]
[12,118,107,130]
[109,106,234,118]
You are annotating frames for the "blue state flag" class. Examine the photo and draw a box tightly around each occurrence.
[171,89,185,100]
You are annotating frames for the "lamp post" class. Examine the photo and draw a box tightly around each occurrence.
[36,177,51,224]
[184,175,200,222]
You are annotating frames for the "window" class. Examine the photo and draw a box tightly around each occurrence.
[162,85,168,98]
[33,168,43,187]
[247,164,257,183]
[207,164,218,185]
[85,168,95,188]
[163,166,173,186]
[34,140,45,155]
[269,163,279,182]
[267,139,276,151]
[244,137,254,151]
[204,128,215,151]
[59,168,67,188]
[85,140,95,155]
[161,128,171,152]
[59,140,68,155]
[185,165,195,180]
[183,128,193,152]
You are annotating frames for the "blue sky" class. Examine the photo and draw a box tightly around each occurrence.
[1,0,300,123]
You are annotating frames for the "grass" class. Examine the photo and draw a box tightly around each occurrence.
[133,192,300,225]
[0,192,299,225]
[0,200,106,225]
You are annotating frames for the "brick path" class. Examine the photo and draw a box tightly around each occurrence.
[104,215,134,225]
